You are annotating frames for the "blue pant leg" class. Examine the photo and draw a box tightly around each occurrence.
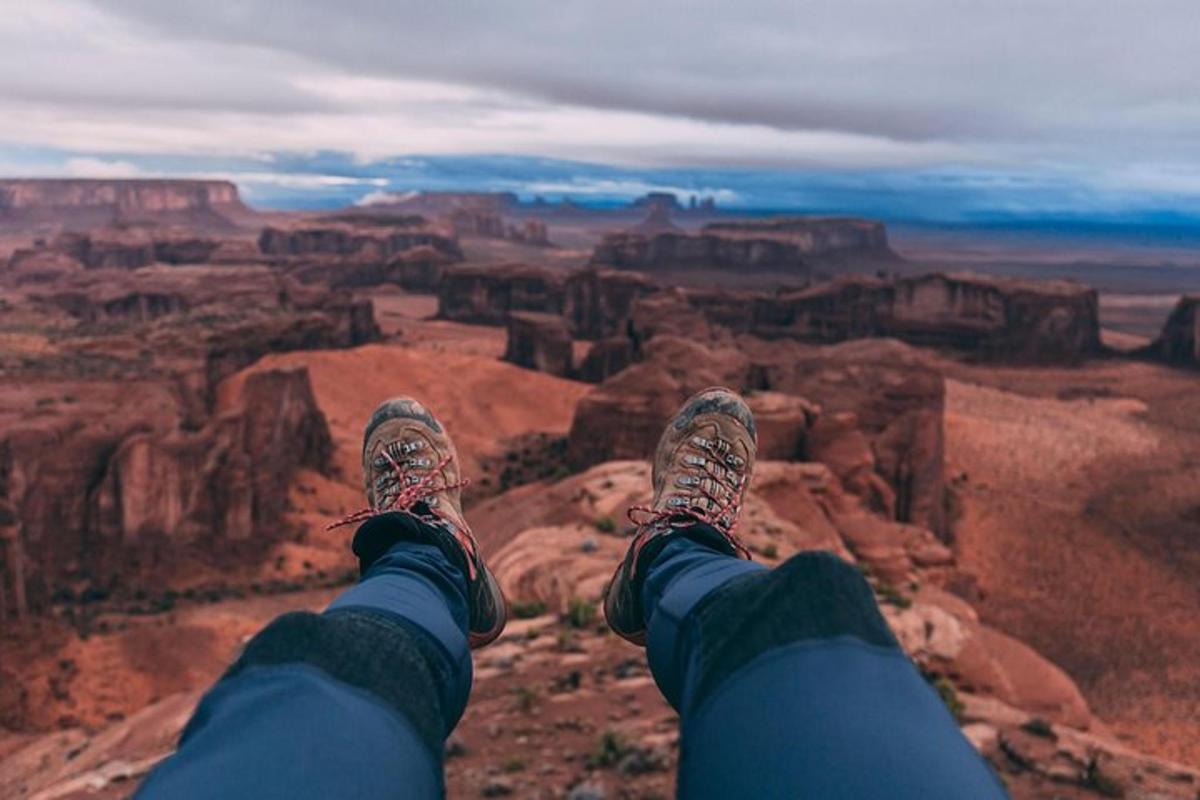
[138,540,471,800]
[642,535,766,709]
[642,534,1008,800]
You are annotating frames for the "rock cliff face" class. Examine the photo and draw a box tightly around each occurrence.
[503,312,573,377]
[0,367,331,612]
[437,264,566,325]
[591,229,815,277]
[757,273,1101,364]
[0,180,248,229]
[1144,295,1200,366]
[747,338,947,535]
[18,265,378,353]
[0,257,380,616]
[562,267,657,339]
[565,331,946,537]
[590,215,898,277]
[704,216,891,254]
[258,221,461,261]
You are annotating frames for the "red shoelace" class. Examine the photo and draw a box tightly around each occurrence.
[326,446,481,580]
[625,434,752,571]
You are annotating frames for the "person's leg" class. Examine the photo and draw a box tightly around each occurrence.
[138,519,470,800]
[140,395,507,799]
[642,530,1007,800]
[603,387,1005,799]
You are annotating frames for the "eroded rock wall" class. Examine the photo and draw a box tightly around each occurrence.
[1145,295,1200,366]
[438,264,565,325]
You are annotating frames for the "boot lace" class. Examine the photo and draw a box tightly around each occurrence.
[627,433,751,563]
[326,440,480,580]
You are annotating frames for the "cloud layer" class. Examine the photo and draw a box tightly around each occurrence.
[1,1,1199,216]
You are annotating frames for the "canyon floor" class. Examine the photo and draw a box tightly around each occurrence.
[5,298,1200,798]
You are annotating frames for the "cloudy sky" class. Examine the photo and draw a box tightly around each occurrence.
[2,1,1199,220]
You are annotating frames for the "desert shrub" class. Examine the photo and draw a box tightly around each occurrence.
[512,685,539,714]
[593,516,616,534]
[564,597,597,629]
[923,672,965,722]
[587,730,633,769]
[1021,717,1055,739]
[511,599,547,619]
[876,583,912,609]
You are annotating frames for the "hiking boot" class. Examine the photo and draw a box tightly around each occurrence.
[329,396,507,649]
[604,387,757,645]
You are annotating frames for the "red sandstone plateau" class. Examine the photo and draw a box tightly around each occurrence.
[1,180,1199,799]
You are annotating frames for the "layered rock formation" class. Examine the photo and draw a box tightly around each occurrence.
[258,220,461,261]
[0,365,331,614]
[591,215,898,277]
[575,337,636,383]
[467,266,1098,366]
[756,273,1101,364]
[748,338,947,534]
[448,209,550,246]
[591,228,815,277]
[7,228,242,272]
[503,312,573,377]
[704,216,891,254]
[285,242,458,291]
[562,267,658,339]
[565,331,946,536]
[0,260,380,618]
[438,264,565,325]
[1144,295,1200,366]
[0,179,249,230]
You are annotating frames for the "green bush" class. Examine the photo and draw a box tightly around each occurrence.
[512,685,539,714]
[587,730,632,769]
[564,597,597,629]
[511,599,547,619]
[593,516,617,534]
[876,583,912,609]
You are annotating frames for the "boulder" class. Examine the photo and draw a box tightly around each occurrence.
[744,391,817,460]
[806,411,897,516]
[503,311,573,377]
[887,601,1094,729]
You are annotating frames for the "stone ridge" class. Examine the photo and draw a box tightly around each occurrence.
[0,179,245,213]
